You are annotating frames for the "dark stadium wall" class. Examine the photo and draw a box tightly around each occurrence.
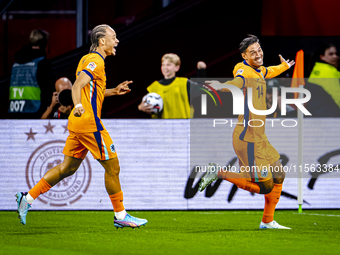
[0,0,263,119]
[2,0,340,119]
[0,0,163,78]
[100,0,263,118]
[261,0,340,36]
[0,1,77,78]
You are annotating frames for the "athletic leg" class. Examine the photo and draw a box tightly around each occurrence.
[28,155,83,200]
[99,157,123,210]
[42,155,83,186]
[99,157,148,228]
[218,170,273,194]
[262,159,286,223]
[200,133,274,194]
[16,156,83,225]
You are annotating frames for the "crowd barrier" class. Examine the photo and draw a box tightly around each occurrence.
[1,119,339,210]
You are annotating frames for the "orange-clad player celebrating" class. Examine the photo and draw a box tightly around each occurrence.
[16,24,147,229]
[199,35,295,229]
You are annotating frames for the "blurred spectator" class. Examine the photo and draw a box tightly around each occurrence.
[41,77,73,119]
[304,81,340,117]
[266,79,296,118]
[8,29,53,119]
[138,53,205,118]
[197,61,207,77]
[308,43,340,111]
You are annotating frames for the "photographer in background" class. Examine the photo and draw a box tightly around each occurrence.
[41,77,73,119]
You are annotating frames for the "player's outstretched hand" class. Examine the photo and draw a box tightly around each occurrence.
[204,80,223,91]
[74,106,85,117]
[279,54,295,68]
[115,80,132,95]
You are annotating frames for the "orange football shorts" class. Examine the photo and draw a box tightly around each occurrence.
[232,126,280,182]
[63,130,117,160]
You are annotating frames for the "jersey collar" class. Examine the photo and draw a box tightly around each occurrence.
[94,51,105,61]
[243,60,261,72]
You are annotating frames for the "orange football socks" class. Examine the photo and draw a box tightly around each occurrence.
[262,183,283,223]
[28,178,52,199]
[109,191,125,212]
[218,171,260,194]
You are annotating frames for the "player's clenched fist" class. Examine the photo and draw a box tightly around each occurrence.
[74,104,85,117]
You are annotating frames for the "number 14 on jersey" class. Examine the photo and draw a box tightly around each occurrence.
[256,85,264,98]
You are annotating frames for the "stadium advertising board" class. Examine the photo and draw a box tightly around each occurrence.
[0,119,339,210]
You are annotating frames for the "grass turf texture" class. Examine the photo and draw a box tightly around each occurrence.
[0,210,339,255]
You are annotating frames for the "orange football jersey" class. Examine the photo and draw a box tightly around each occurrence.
[226,60,289,142]
[68,52,107,133]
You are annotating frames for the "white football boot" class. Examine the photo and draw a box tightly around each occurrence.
[199,163,219,192]
[259,220,291,229]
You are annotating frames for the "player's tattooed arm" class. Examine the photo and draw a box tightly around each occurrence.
[105,80,132,97]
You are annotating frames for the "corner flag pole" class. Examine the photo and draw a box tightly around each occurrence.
[290,50,305,213]
[298,84,304,213]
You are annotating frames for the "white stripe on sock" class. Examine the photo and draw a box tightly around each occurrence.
[26,193,34,204]
[115,210,127,220]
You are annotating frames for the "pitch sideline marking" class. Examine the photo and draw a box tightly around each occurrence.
[293,212,340,217]
[194,211,340,217]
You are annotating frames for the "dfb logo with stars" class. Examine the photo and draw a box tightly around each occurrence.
[25,121,92,207]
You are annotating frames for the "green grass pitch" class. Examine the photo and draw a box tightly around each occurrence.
[1,210,339,255]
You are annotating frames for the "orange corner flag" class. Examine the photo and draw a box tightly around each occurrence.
[290,50,305,99]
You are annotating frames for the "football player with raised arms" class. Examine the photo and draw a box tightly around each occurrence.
[16,24,148,229]
[199,35,295,229]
